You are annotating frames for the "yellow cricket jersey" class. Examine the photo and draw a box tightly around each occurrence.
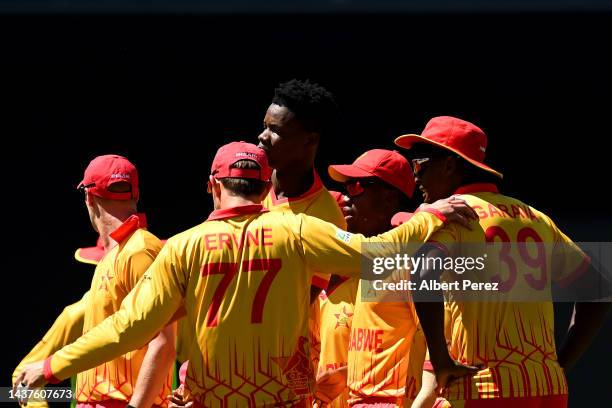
[12,292,88,408]
[263,171,348,381]
[403,326,427,406]
[262,171,347,289]
[347,272,419,406]
[317,278,358,408]
[44,205,446,408]
[428,183,590,401]
[73,215,171,405]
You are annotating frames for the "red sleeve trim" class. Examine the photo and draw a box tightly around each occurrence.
[311,275,330,290]
[43,356,61,384]
[417,207,448,223]
[556,255,592,288]
[423,360,434,371]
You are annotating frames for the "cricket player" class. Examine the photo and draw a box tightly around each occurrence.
[317,149,464,408]
[12,214,160,408]
[257,79,346,375]
[396,116,611,408]
[16,141,476,408]
[14,155,175,408]
[317,149,421,408]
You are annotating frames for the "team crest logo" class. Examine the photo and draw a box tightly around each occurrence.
[271,336,313,396]
[98,269,115,291]
[334,306,353,329]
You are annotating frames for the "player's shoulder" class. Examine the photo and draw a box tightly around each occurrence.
[459,191,552,224]
[119,228,163,260]
[305,187,346,227]
[163,222,209,249]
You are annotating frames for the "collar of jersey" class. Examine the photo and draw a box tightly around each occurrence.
[268,170,323,205]
[109,213,144,244]
[454,183,499,195]
[207,204,269,221]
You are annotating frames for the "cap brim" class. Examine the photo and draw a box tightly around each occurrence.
[328,164,374,182]
[74,238,167,266]
[74,247,104,265]
[395,134,504,179]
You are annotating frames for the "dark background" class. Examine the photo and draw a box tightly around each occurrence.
[1,9,611,407]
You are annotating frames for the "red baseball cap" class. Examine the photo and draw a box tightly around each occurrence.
[211,141,272,181]
[328,149,415,198]
[394,116,503,178]
[77,154,139,200]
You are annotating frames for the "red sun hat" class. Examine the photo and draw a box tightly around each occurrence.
[78,154,140,200]
[211,141,272,181]
[394,116,503,178]
[328,149,415,198]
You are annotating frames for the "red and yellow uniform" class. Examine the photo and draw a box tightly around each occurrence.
[429,183,589,407]
[12,212,155,403]
[44,205,446,408]
[403,326,427,406]
[347,270,419,407]
[74,214,172,406]
[263,172,348,375]
[318,277,358,408]
[12,292,88,408]
[262,171,347,290]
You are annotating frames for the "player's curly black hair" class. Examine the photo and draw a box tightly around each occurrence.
[272,79,338,137]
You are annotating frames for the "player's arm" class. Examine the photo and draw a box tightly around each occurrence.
[298,197,475,277]
[412,368,438,408]
[310,200,349,303]
[411,242,479,389]
[558,301,611,373]
[129,322,177,408]
[12,291,88,385]
[550,226,612,373]
[15,242,186,388]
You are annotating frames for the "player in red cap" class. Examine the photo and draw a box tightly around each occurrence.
[395,116,611,408]
[16,142,477,408]
[13,213,162,408]
[316,149,475,408]
[14,155,175,408]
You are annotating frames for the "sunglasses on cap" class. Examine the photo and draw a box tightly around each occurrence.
[78,182,96,193]
[411,157,432,177]
[344,179,378,198]
[411,154,459,177]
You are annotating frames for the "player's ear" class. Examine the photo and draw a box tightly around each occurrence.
[260,181,272,202]
[208,175,221,196]
[85,190,95,206]
[444,156,459,177]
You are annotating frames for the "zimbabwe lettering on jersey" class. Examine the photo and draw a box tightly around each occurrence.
[348,328,384,353]
[347,267,418,405]
[44,205,446,408]
[428,183,589,402]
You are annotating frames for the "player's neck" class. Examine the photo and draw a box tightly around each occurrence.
[219,194,260,209]
[271,164,315,199]
[95,209,137,251]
